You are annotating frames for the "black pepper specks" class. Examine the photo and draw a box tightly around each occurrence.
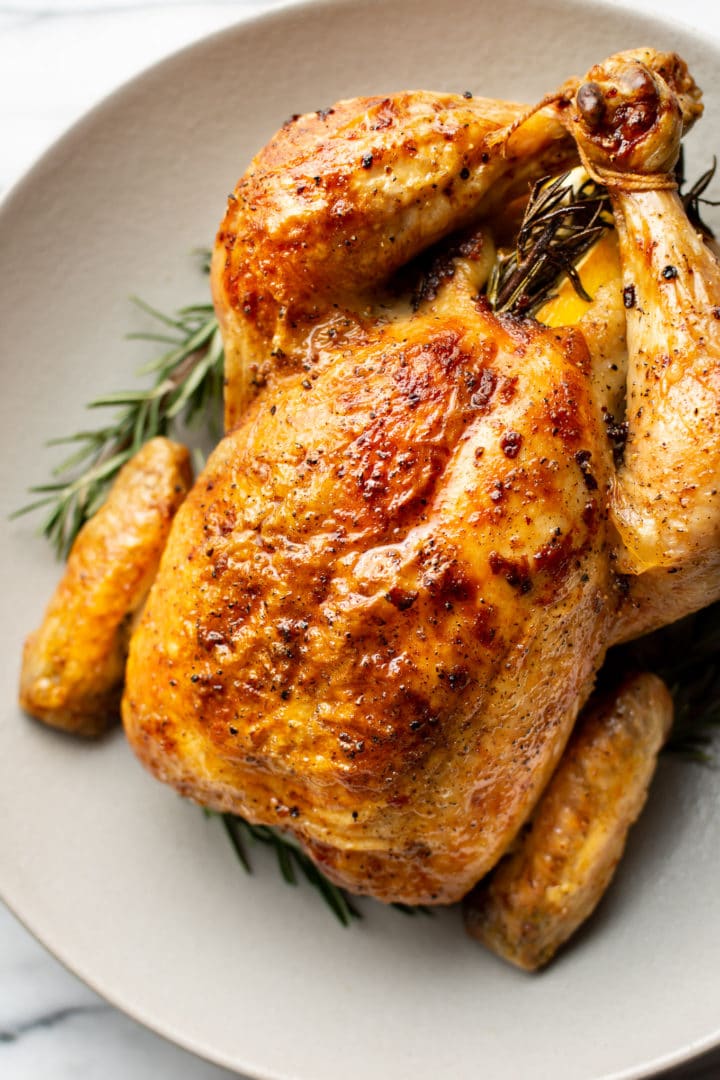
[500,431,523,459]
[385,587,419,611]
[460,167,470,180]
[574,449,598,491]
[339,731,365,758]
[361,152,374,169]
[623,284,636,309]
[604,413,628,467]
[463,90,473,99]
[662,265,678,280]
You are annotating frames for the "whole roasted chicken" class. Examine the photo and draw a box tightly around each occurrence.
[20,49,720,969]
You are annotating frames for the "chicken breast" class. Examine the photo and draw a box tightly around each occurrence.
[123,259,616,904]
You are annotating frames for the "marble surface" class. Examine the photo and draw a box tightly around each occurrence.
[1,1,719,1077]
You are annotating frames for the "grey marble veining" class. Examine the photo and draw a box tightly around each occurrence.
[0,905,237,1078]
[2,0,720,1077]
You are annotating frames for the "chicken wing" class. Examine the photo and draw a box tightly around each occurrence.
[20,438,192,735]
[463,672,672,970]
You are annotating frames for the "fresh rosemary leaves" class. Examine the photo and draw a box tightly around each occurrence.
[218,813,432,925]
[487,169,613,316]
[609,603,720,765]
[220,815,362,926]
[12,288,222,558]
[676,148,719,241]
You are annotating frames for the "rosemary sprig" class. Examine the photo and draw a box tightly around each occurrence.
[603,601,720,765]
[12,271,222,559]
[220,815,362,926]
[486,168,613,317]
[676,147,719,240]
[218,813,432,924]
[487,156,720,320]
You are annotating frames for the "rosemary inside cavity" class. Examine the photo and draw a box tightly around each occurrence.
[676,147,719,240]
[486,168,614,317]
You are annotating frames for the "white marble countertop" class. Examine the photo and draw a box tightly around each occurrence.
[2,1,720,1077]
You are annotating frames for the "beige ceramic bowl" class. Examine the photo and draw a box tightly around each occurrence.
[1,1,719,1077]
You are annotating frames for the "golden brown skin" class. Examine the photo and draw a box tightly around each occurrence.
[610,185,720,628]
[213,90,577,429]
[463,672,673,970]
[20,438,192,736]
[125,251,617,904]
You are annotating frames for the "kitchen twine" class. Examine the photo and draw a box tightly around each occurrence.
[486,83,678,193]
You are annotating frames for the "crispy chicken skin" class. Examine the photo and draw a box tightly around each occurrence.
[124,269,616,903]
[463,672,673,970]
[20,438,192,736]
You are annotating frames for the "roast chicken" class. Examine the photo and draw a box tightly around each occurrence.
[20,48,720,967]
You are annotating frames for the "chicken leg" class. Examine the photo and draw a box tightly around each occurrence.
[567,50,720,640]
